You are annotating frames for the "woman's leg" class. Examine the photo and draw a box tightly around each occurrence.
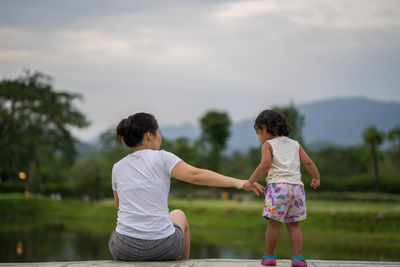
[170,209,190,260]
[265,218,282,255]
[286,221,303,256]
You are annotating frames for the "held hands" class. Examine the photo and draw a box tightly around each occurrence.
[237,180,265,196]
[242,181,253,191]
[311,178,320,189]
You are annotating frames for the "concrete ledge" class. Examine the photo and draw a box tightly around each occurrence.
[1,259,400,267]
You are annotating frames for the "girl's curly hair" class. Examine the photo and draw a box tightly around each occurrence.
[254,110,291,136]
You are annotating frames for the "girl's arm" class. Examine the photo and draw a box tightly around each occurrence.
[244,141,272,189]
[299,145,320,189]
[171,161,264,195]
[113,190,119,210]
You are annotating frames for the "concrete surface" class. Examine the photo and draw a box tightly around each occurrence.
[1,259,400,267]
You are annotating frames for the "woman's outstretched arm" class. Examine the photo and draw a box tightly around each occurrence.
[171,161,264,195]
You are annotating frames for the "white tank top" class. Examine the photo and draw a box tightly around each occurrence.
[266,136,303,186]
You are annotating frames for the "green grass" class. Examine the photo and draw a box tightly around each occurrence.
[169,197,400,233]
[2,193,400,234]
[307,191,400,202]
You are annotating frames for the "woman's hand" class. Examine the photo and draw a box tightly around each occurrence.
[237,180,265,196]
[240,181,253,191]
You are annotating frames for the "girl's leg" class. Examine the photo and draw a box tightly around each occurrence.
[265,218,282,255]
[170,209,190,260]
[286,221,303,256]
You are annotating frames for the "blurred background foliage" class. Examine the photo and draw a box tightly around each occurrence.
[1,71,400,200]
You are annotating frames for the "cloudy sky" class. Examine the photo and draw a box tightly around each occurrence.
[1,0,400,141]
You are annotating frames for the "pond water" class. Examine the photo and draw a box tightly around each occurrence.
[1,224,400,262]
[0,225,262,262]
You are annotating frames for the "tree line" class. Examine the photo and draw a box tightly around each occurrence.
[1,71,400,199]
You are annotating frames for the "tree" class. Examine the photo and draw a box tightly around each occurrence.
[162,137,202,195]
[69,127,131,200]
[312,145,368,177]
[0,71,89,189]
[273,103,305,144]
[362,125,385,193]
[199,110,231,198]
[388,125,400,144]
[69,154,111,200]
[199,110,231,172]
[387,125,400,170]
[164,137,200,167]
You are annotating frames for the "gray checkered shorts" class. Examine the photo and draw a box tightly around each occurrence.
[108,224,185,261]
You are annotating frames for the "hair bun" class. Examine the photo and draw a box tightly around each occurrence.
[116,112,159,147]
[117,118,132,137]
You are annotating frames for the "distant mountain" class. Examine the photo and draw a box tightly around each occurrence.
[74,139,97,157]
[159,122,201,141]
[299,97,400,147]
[161,97,400,152]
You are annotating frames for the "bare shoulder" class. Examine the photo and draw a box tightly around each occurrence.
[263,140,273,152]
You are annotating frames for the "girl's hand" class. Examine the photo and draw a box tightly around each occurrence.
[311,178,320,189]
[251,183,265,196]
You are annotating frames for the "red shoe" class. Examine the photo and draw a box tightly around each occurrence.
[261,254,276,266]
[291,256,307,267]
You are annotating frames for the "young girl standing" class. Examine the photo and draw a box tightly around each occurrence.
[243,110,320,267]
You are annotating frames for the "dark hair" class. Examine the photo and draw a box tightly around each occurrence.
[254,110,291,136]
[116,112,159,147]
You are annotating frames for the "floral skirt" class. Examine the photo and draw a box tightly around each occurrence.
[263,183,306,223]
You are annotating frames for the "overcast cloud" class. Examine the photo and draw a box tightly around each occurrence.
[1,0,400,141]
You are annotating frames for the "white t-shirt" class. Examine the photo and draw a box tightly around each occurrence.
[266,136,304,186]
[111,149,182,240]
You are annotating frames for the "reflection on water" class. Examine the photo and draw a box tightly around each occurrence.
[1,223,400,262]
[190,242,260,259]
[0,226,111,262]
[16,241,23,256]
[0,225,262,262]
